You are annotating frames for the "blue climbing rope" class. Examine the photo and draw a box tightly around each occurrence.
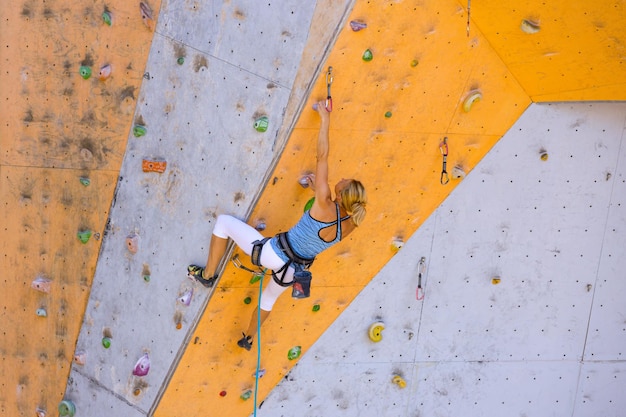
[253,269,266,416]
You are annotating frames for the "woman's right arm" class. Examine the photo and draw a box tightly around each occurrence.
[311,101,333,212]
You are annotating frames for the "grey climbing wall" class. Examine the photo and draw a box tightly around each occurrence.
[258,103,626,416]
[64,1,318,415]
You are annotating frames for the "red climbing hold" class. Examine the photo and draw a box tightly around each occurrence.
[142,159,167,173]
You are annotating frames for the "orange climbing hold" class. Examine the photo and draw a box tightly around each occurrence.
[98,64,112,81]
[126,233,139,254]
[142,159,167,173]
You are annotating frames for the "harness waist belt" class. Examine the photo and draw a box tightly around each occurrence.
[277,232,315,267]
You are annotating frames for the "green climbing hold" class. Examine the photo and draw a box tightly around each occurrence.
[58,400,76,417]
[133,125,147,137]
[244,297,252,305]
[362,49,373,62]
[410,59,419,67]
[254,116,269,132]
[102,11,112,26]
[79,66,92,80]
[312,304,320,312]
[384,111,393,118]
[102,337,112,349]
[79,177,90,186]
[240,389,252,400]
[304,197,315,213]
[143,275,151,282]
[177,57,185,65]
[287,345,301,360]
[77,230,92,244]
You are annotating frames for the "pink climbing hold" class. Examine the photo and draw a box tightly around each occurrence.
[178,289,193,306]
[132,353,150,377]
[73,351,87,365]
[98,64,112,81]
[31,277,52,293]
[350,20,367,31]
[126,233,139,254]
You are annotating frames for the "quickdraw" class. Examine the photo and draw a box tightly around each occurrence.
[325,66,333,112]
[416,256,426,300]
[440,137,449,185]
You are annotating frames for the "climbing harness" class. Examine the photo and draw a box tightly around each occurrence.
[416,257,426,300]
[325,66,333,112]
[440,137,449,185]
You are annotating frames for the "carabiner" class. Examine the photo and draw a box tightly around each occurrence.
[325,66,333,112]
[440,137,449,185]
[416,257,426,300]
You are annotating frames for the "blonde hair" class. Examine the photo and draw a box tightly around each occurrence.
[339,180,367,226]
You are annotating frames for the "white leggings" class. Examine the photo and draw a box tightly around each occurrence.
[212,214,293,311]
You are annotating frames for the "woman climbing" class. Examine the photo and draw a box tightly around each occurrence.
[187,100,367,350]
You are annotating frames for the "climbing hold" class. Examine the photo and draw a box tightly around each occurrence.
[451,165,466,179]
[362,49,373,62]
[79,177,90,186]
[540,149,548,161]
[98,64,112,81]
[349,20,367,31]
[133,125,147,137]
[178,289,193,306]
[132,353,151,377]
[304,197,315,213]
[391,238,404,252]
[139,2,154,30]
[73,351,86,365]
[252,369,266,378]
[126,233,139,254]
[410,59,419,67]
[31,277,51,293]
[177,57,185,65]
[287,345,302,360]
[58,400,76,417]
[143,264,151,282]
[491,276,501,285]
[299,172,314,188]
[463,91,482,112]
[102,337,112,349]
[250,272,263,284]
[392,375,407,388]
[142,159,167,173]
[79,66,92,80]
[176,322,182,330]
[219,390,227,397]
[312,304,320,312]
[36,408,46,417]
[384,111,393,118]
[102,10,112,26]
[368,322,385,342]
[133,388,142,396]
[243,297,252,304]
[77,230,92,243]
[240,389,252,400]
[36,308,47,317]
[520,19,540,34]
[254,116,269,132]
[255,221,266,231]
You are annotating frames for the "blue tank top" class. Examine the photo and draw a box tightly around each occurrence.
[270,203,350,263]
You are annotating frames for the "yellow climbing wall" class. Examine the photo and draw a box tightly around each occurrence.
[473,0,626,101]
[0,1,159,416]
[155,1,531,415]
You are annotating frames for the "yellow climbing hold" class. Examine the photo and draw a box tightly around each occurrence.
[368,322,385,342]
[520,19,541,34]
[392,375,407,388]
[463,91,482,112]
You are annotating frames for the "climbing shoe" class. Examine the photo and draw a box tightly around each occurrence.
[237,332,253,351]
[187,265,217,288]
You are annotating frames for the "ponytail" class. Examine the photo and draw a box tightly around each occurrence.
[340,180,367,226]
